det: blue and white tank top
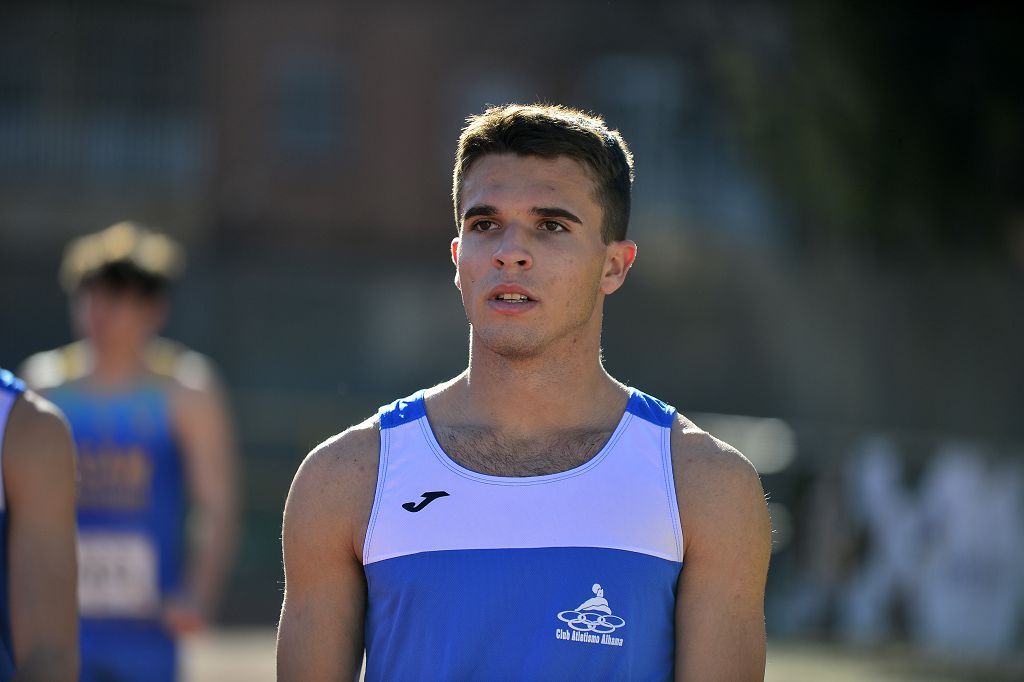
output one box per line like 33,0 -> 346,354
33,344 -> 186,631
0,369 -> 27,680
363,388 -> 684,681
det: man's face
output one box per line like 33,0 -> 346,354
73,282 -> 165,353
452,153 -> 635,359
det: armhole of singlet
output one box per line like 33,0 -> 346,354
661,412 -> 684,563
361,418 -> 390,566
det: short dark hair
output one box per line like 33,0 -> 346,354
60,221 -> 185,298
452,104 -> 634,243
79,261 -> 171,298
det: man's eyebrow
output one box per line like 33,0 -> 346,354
530,207 -> 583,224
461,205 -> 584,225
462,205 -> 498,221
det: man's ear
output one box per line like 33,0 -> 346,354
599,240 -> 637,295
451,237 -> 461,290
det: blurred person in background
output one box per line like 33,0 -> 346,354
0,369 -> 78,681
911,444 -> 1024,658
278,104 -> 771,680
20,223 -> 239,682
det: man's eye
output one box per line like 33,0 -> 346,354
472,220 -> 498,231
540,221 -> 566,232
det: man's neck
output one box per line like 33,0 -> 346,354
438,333 -> 628,438
84,340 -> 149,389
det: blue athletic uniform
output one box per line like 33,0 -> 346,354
33,343 -> 186,682
0,369 -> 27,681
363,388 -> 683,680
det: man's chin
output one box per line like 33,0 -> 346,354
473,329 -> 546,360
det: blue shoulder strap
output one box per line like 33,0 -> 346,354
625,388 -> 676,427
0,369 -> 26,396
379,391 -> 427,430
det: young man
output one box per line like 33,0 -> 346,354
278,104 -> 771,680
21,223 -> 239,682
0,369 -> 78,681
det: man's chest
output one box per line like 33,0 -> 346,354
432,425 -> 614,477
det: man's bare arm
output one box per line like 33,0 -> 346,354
277,418 -> 379,682
672,420 -> 772,681
169,362 -> 239,630
4,392 -> 78,681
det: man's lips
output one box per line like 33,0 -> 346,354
486,284 -> 537,303
485,284 -> 538,312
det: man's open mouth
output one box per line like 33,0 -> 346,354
494,293 -> 532,303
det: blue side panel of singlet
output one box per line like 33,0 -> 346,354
364,547 -> 680,682
45,384 -> 185,621
0,370 -> 26,681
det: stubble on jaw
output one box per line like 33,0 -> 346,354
465,271 -> 606,361
468,299 -> 604,364
469,323 -> 548,361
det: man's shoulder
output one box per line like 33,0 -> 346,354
3,389 -> 75,481
286,414 -> 381,556
668,412 -> 767,548
668,412 -> 759,483
291,415 -> 381,515
19,342 -> 89,390
296,380 -> 441,492
157,340 -> 237,428
146,338 -> 220,392
7,389 -> 69,436
303,414 -> 381,483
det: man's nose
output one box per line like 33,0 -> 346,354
492,225 -> 532,270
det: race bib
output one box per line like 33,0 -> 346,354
77,532 -> 160,618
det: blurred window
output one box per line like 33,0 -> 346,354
273,54 -> 346,163
437,71 -> 535,168
578,55 -> 778,242
0,3 -> 201,190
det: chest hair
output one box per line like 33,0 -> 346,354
433,425 -> 615,477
